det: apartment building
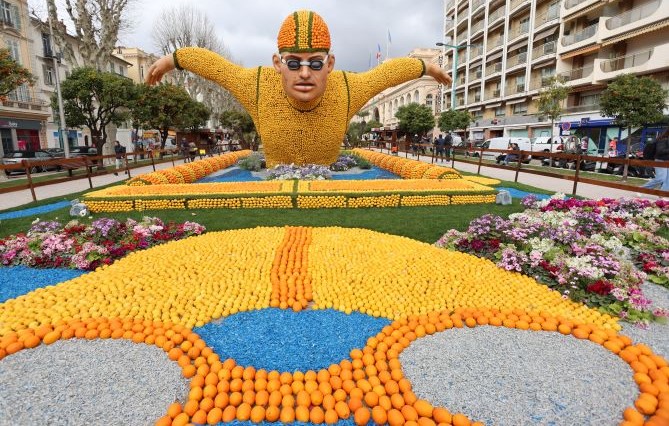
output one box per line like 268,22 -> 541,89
0,0 -> 50,155
358,48 -> 441,133
442,0 -> 669,150
113,46 -> 163,85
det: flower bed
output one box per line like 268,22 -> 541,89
83,179 -> 496,212
1,227 -> 667,426
436,195 -> 669,324
0,217 -> 205,270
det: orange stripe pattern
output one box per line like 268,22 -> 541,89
270,227 -> 313,311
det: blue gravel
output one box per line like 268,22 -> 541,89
331,168 -> 399,180
0,201 -> 71,220
496,187 -> 552,200
198,168 -> 263,183
194,308 -> 390,372
0,266 -> 86,303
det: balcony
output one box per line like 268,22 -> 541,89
510,0 -> 528,12
472,0 -> 485,13
446,0 -> 455,12
488,7 -> 505,25
457,32 -> 469,44
531,41 -> 557,61
534,9 -> 560,28
457,98 -> 465,106
558,64 -> 594,85
506,52 -> 528,69
563,102 -> 600,113
485,62 -> 503,76
486,89 -> 502,100
564,0 -> 599,11
530,76 -> 554,90
509,22 -> 530,41
471,19 -> 484,35
561,22 -> 598,47
593,46 -> 669,82
487,36 -> 504,51
470,45 -> 483,59
602,0 -> 668,41
506,83 -> 526,95
470,69 -> 483,80
1,97 -> 48,111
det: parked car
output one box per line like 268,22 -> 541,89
44,148 -> 65,158
468,137 -> 532,163
68,146 -> 98,157
599,142 -> 653,177
2,150 -> 61,175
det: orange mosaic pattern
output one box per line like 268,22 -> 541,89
277,10 -> 331,53
270,227 -> 313,312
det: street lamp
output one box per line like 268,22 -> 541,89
436,42 -> 474,110
47,13 -> 69,158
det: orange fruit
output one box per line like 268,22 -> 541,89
452,413 -> 472,426
430,407 -> 451,422
154,415 -> 171,426
413,400 -> 433,417
622,407 -> 645,424
280,406 -> 295,423
236,402 -> 252,421
354,407 -> 371,426
167,402 -> 182,418
372,406 -> 388,425
191,409 -> 207,424
183,399 -> 199,417
207,407 -> 223,424
387,408 -> 405,426
171,412 -> 189,426
266,405 -> 280,422
222,406 -> 236,422
401,405 -> 419,422
250,406 -> 266,423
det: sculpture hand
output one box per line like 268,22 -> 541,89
145,54 -> 176,85
425,63 -> 453,86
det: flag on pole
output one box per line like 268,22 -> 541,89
387,29 -> 392,44
376,43 -> 382,64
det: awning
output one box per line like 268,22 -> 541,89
602,18 -> 669,46
506,98 -> 527,105
563,0 -> 606,22
534,26 -> 559,42
487,51 -> 503,62
468,106 -> 483,111
486,102 -> 503,108
560,43 -> 601,60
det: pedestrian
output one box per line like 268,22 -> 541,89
444,132 -> 453,160
435,134 -> 446,162
188,141 -> 198,162
113,141 -> 126,176
180,137 -> 190,162
145,9 -> 452,167
504,142 -> 520,166
609,137 -> 618,157
639,129 -> 669,193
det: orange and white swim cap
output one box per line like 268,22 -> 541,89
277,10 -> 331,53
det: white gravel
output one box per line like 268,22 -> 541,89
621,282 -> 669,359
400,327 -> 638,426
0,339 -> 188,426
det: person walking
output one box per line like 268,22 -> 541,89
435,134 -> 446,162
639,130 -> 669,194
113,141 -> 126,176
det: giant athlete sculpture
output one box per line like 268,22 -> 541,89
146,10 -> 452,166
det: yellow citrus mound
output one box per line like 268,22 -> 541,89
0,227 -> 618,337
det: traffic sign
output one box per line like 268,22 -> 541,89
561,122 -> 571,131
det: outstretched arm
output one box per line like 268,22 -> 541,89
425,62 -> 452,86
145,54 -> 175,85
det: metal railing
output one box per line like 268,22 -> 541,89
530,76 -> 554,90
600,49 -> 653,72
562,23 -> 598,46
510,22 -> 530,39
563,102 -> 600,113
486,89 -> 501,99
485,62 -> 503,76
1,97 -> 47,110
471,69 -> 483,79
471,19 -> 484,33
472,0 -> 485,11
457,32 -> 469,44
507,52 -> 527,68
606,0 -> 660,29
559,64 -> 594,82
510,0 -> 526,11
470,45 -> 483,58
488,7 -> 505,23
487,37 -> 504,50
506,83 -> 526,94
532,41 -> 557,59
535,9 -> 560,27
565,0 -> 589,9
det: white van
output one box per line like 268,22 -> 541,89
530,136 -> 565,154
470,137 -> 531,161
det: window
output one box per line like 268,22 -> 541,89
426,94 -> 434,107
43,64 -> 55,85
495,106 -> 506,117
140,65 -> 144,80
119,65 -> 124,76
519,17 -> 530,33
5,38 -> 20,63
42,33 -> 52,57
512,103 -> 527,114
579,92 -> 600,106
9,83 -> 30,102
1,1 -> 12,26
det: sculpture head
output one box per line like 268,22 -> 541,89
273,10 -> 335,104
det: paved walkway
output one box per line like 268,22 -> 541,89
0,158 -> 188,211
0,151 -> 658,212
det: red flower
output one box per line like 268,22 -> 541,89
587,280 -> 613,295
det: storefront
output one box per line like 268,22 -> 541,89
0,117 -> 42,154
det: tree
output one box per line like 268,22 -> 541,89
151,4 -> 238,119
219,110 -> 256,149
438,109 -> 473,142
56,67 -> 137,153
600,73 -> 668,179
44,0 -> 132,69
395,103 -> 435,136
347,119 -> 382,147
0,48 -> 35,101
131,84 -> 210,147
537,76 -> 569,142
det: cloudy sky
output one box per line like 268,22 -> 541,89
33,0 -> 444,72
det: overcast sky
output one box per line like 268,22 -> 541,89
32,0 -> 444,72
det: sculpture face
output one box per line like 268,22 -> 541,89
272,52 -> 335,103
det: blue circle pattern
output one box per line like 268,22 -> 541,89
0,201 -> 71,220
194,308 -> 390,373
0,266 -> 87,303
196,167 -> 399,184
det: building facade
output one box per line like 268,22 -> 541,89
358,48 -> 441,135
441,0 -> 669,150
1,0 -> 50,155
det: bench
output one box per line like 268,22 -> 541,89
58,157 -> 95,176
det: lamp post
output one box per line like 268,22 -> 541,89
436,42 -> 474,110
47,13 -> 69,158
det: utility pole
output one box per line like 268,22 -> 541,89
47,13 -> 69,158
